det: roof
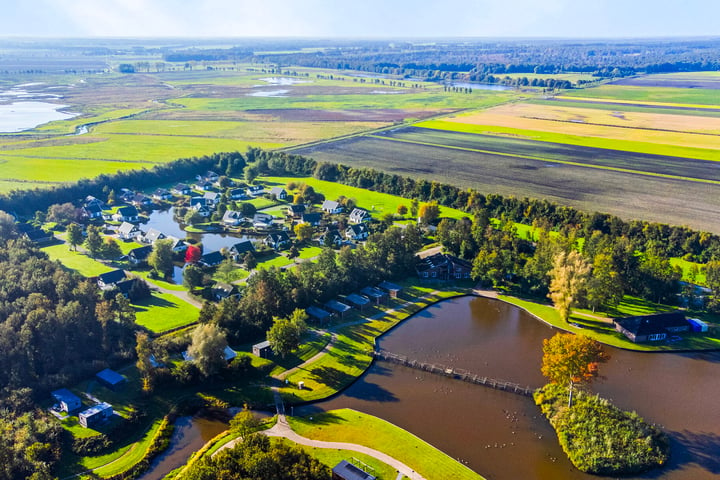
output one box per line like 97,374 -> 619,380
223,210 -> 243,222
349,208 -> 369,221
267,231 -> 290,242
270,186 -> 286,195
253,212 -> 274,223
224,346 -> 237,361
361,286 -> 385,299
51,388 -> 81,405
346,293 -> 370,306
254,340 -> 272,349
116,205 -> 139,216
117,222 -> 138,235
129,245 -> 153,260
307,305 -> 332,319
25,229 -> 52,241
378,280 -> 401,292
302,212 -> 322,224
174,183 -> 190,191
200,250 -> 224,265
332,460 -> 377,480
322,200 -> 341,210
96,368 -> 126,386
79,402 -> 112,418
416,253 -> 471,273
325,299 -> 352,313
98,269 -> 126,285
144,228 -> 165,243
288,204 -> 306,214
115,278 -> 138,296
614,312 -> 688,336
203,191 -> 220,200
347,223 -> 368,235
230,240 -> 255,254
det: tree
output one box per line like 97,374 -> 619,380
101,237 -> 122,260
410,198 -> 419,218
66,223 -> 83,251
541,333 -> 609,406
184,210 -> 204,226
183,264 -> 204,290
185,244 -> 202,264
294,222 -> 313,242
47,202 -> 79,225
188,323 -> 228,378
548,250 -> 591,323
266,309 -> 308,358
135,332 -> 155,393
229,404 -> 262,439
244,164 -> 259,184
148,238 -> 174,276
243,251 -> 257,270
418,201 -> 440,225
397,204 -> 408,216
216,258 -> 237,283
585,253 -> 623,312
84,225 -> 104,258
0,211 -> 17,240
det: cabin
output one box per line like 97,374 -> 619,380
319,229 -> 343,247
265,231 -> 291,250
97,269 -> 126,289
322,200 -> 343,214
142,228 -> 166,244
152,188 -> 172,201
131,193 -> 152,207
24,228 -> 54,244
173,184 -> 192,196
345,293 -> 371,312
332,460 -> 376,480
199,170 -> 220,182
269,186 -> 288,200
229,240 -> 255,260
82,203 -> 104,219
229,188 -> 248,200
614,312 -> 690,343
253,340 -> 273,358
287,204 -> 306,218
195,181 -> 214,191
378,281 -> 401,298
348,208 -> 370,224
79,402 -> 113,428
112,206 -> 139,223
253,213 -> 274,229
51,388 -> 82,413
307,305 -> 334,324
203,191 -> 220,206
117,221 -> 142,241
415,253 -> 472,280
222,210 -> 244,226
200,251 -> 224,267
212,282 -> 238,301
168,236 -> 187,253
96,368 -> 126,391
115,278 -> 141,298
246,185 -> 264,197
325,299 -> 352,318
361,286 -> 387,305
345,223 -> 369,241
301,212 -> 322,226
128,245 -> 153,265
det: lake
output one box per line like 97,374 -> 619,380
0,100 -> 77,132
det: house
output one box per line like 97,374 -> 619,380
195,180 -> 214,191
287,204 -> 306,218
415,253 -> 472,280
142,228 -> 166,244
212,282 -> 238,301
322,200 -> 343,214
361,286 -> 387,305
324,299 -> 352,318
229,188 -> 248,200
172,183 -> 192,196
378,281 -> 401,298
198,170 -> 220,182
246,185 -> 264,197
115,278 -> 141,298
168,236 -> 187,253
51,388 -> 82,413
345,223 -> 369,241
265,231 -> 291,250
195,205 -> 213,218
152,188 -> 172,201
269,186 -> 288,200
253,340 -> 273,358
614,312 -> 690,343
189,197 -> 208,209
128,245 -> 153,265
332,460 -> 376,480
203,191 -> 220,206
131,193 -> 152,207
96,368 -> 126,391
319,229 -> 343,248
307,305 -> 333,323
112,206 -> 139,223
117,221 -> 142,241
118,189 -> 135,203
345,293 -> 371,312
222,210 -> 244,226
97,269 -> 126,289
82,203 -> 104,220
24,228 -> 54,244
348,208 -> 370,224
200,251 -> 224,267
301,212 -> 322,226
79,402 -> 113,429
229,240 -> 255,260
252,213 -> 275,229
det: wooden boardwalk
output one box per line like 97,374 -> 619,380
374,350 -> 536,397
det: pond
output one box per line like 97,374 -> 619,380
448,81 -> 513,91
304,296 -> 720,480
0,100 -> 77,132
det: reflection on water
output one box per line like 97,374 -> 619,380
0,101 -> 77,132
307,296 -> 720,480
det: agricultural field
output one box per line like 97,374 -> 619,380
609,71 -> 720,89
559,84 -> 720,107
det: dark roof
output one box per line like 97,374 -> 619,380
332,460 -> 376,480
416,253 -> 471,274
230,240 -> 255,255
116,205 -> 139,216
267,231 -> 290,243
346,293 -> 370,306
200,251 -> 224,266
361,286 -> 385,299
25,228 -> 52,241
307,305 -> 332,320
288,204 -> 306,214
51,388 -> 81,406
615,312 -> 688,336
96,368 -> 126,386
325,299 -> 352,313
174,183 -> 190,191
98,269 -> 126,285
129,245 -> 153,259
115,278 -> 138,296
347,223 -> 368,235
302,212 -> 322,224
378,280 -> 401,292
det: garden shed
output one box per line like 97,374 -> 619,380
96,368 -> 126,391
361,286 -> 387,305
345,293 -> 371,312
378,281 -> 401,298
307,305 -> 333,323
253,340 -> 272,358
325,299 -> 352,318
51,388 -> 82,413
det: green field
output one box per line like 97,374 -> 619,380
42,243 -> 115,276
133,291 -> 199,333
561,84 -> 720,106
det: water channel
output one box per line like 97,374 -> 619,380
302,296 -> 720,480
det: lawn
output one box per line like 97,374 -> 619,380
560,84 -> 720,106
289,409 -> 483,480
255,253 -> 294,270
42,243 -> 115,276
133,291 -> 199,333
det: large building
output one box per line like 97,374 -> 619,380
415,253 -> 472,280
614,312 -> 690,342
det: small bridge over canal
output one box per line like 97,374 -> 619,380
373,350 -> 536,397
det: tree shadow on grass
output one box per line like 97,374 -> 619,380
132,294 -> 178,312
310,366 -> 356,391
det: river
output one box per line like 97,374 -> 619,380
302,296 -> 720,480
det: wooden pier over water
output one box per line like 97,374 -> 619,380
373,350 -> 536,397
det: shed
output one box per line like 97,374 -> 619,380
79,402 -> 113,428
378,281 -> 401,298
345,293 -> 371,311
332,460 -> 376,480
325,299 -> 352,318
253,340 -> 272,358
688,318 -> 709,333
307,305 -> 334,323
361,286 -> 387,305
51,388 -> 82,413
224,346 -> 238,362
95,368 -> 126,391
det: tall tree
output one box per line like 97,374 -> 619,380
548,250 -> 591,323
66,223 -> 83,251
148,238 -> 174,276
294,222 -> 313,242
84,225 -> 104,258
0,211 -> 17,240
266,309 -> 308,358
188,323 -> 228,378
418,201 -> 441,225
135,332 -> 155,393
585,252 -> 623,312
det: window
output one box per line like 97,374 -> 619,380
648,333 -> 666,341
455,272 -> 462,279
423,272 -> 428,278
431,271 -> 437,278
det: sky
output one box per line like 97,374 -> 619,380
2,0 -> 719,39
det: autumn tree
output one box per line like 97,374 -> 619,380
548,250 -> 591,322
188,323 -> 228,378
397,204 -> 408,216
541,333 -> 609,406
185,244 -> 202,264
294,222 -> 313,242
418,201 -> 441,225
135,332 -> 155,393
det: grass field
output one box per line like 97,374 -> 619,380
133,291 -> 199,333
529,97 -> 720,119
560,84 -> 720,106
289,409 -> 483,480
42,242 -> 115,276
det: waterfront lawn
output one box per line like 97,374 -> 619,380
269,330 -> 332,377
289,409 -> 483,480
133,292 -> 199,333
42,243 -> 115,277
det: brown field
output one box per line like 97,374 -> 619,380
611,72 -> 720,89
443,103 -> 720,150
